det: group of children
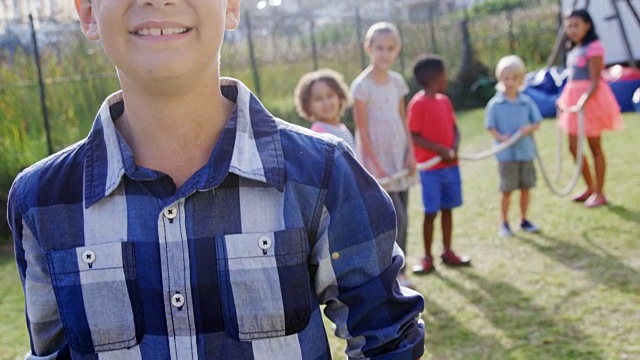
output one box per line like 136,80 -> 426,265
7,2 -> 622,357
293,23 -> 472,285
294,10 -> 622,280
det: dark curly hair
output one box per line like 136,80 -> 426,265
412,54 -> 446,88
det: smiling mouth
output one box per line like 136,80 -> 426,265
135,27 -> 190,36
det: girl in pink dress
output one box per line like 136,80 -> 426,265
557,9 -> 623,208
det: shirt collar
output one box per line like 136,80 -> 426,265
495,91 -> 525,104
83,78 -> 285,208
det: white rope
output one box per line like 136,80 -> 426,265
376,109 -> 586,198
534,109 -> 585,197
377,129 -> 524,186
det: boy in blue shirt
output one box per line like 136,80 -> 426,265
485,55 -> 543,237
6,1 -> 424,359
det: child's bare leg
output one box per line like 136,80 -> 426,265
519,188 -> 529,221
441,209 -> 452,253
587,136 -> 606,197
501,191 -> 511,224
422,213 -> 437,258
569,134 -> 594,194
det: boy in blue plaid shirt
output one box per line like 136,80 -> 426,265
6,0 -> 424,359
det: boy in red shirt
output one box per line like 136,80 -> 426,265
408,54 -> 471,274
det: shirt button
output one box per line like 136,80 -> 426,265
82,250 -> 96,265
163,206 -> 177,220
258,236 -> 272,252
171,293 -> 185,308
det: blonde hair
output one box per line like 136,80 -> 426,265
293,68 -> 351,121
364,21 -> 402,47
495,55 -> 526,91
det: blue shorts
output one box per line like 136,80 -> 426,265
420,166 -> 463,214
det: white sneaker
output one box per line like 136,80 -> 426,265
499,223 -> 513,237
520,219 -> 540,233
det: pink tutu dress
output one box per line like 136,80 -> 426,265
557,40 -> 623,137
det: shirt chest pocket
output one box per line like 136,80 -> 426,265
215,228 -> 312,341
46,242 -> 144,354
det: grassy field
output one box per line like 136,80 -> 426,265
1,111 -> 638,359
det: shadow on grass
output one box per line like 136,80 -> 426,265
606,202 -> 640,225
519,233 -> 640,295
441,271 -> 605,359
421,290 -> 508,359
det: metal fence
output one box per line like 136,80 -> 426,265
0,2 -> 560,157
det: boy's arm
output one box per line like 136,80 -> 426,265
485,102 -> 511,141
487,127 -> 510,142
313,142 -> 425,360
520,122 -> 540,136
411,132 -> 456,162
454,124 -> 460,153
525,97 -> 543,135
7,181 -> 69,359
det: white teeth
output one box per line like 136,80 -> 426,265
162,28 -> 187,35
136,27 -> 188,36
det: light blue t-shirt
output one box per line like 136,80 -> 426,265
485,92 -> 543,162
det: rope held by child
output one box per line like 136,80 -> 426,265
378,109 -> 586,199
534,108 -> 585,197
377,129 -> 525,186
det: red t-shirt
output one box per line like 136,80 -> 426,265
407,92 -> 458,170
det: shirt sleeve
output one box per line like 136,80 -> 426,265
407,97 -> 424,134
312,141 -> 425,360
444,95 -> 457,124
351,76 -> 369,103
7,174 -> 70,359
586,40 -> 605,59
525,96 -> 543,124
485,99 -> 497,130
395,73 -> 410,97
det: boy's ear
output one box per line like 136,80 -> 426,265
75,0 -> 100,41
225,0 -> 241,30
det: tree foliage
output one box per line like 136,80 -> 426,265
470,0 -> 527,16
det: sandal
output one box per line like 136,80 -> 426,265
441,250 -> 471,267
572,190 -> 593,202
585,194 -> 607,208
412,257 -> 435,275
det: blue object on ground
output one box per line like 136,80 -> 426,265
523,67 -> 567,118
611,80 -> 640,112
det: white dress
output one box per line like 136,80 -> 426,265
351,68 -> 414,192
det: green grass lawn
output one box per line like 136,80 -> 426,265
1,111 -> 638,359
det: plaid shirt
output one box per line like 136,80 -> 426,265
8,79 -> 424,360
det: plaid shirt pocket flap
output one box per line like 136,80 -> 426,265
215,228 -> 312,341
46,241 -> 144,354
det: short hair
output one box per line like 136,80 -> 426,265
412,54 -> 446,88
494,55 -> 526,91
364,22 -> 402,47
293,68 -> 351,121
